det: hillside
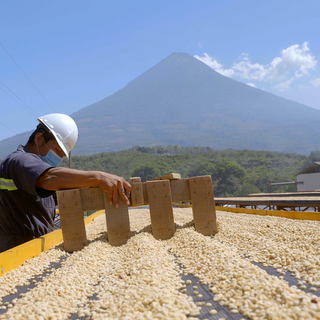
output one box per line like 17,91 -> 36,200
1,52 -> 320,158
61,146 -> 310,197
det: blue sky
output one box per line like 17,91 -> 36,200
1,0 -> 319,142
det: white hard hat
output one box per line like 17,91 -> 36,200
37,113 -> 78,158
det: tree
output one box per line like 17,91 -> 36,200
212,160 -> 247,196
131,164 -> 160,181
309,151 -> 320,163
187,162 -> 216,177
187,160 -> 247,196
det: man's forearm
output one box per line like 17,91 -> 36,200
36,167 -> 102,191
36,167 -> 131,208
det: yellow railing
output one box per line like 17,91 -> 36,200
217,206 -> 320,220
0,210 -> 104,277
2,205 -> 320,277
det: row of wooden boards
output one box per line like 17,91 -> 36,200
57,175 -> 217,252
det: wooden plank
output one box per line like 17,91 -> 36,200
130,182 -> 144,206
146,180 -> 175,240
248,191 -> 320,197
80,187 -> 104,211
57,189 -> 88,252
142,182 -> 149,205
104,194 -> 131,246
189,176 -> 217,236
170,179 -> 191,202
70,179 -> 190,209
129,177 -> 144,206
134,179 -> 191,205
149,173 -> 181,181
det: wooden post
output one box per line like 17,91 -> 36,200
189,176 -> 217,236
146,180 -> 175,240
57,189 -> 87,252
129,177 -> 144,206
170,179 -> 191,202
104,194 -> 131,246
142,182 -> 149,205
149,173 -> 181,181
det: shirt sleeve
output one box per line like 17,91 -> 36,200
7,152 -> 54,197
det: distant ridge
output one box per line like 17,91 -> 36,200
1,52 -> 320,158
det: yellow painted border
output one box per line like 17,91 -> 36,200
2,206 -> 319,277
0,210 -> 105,277
217,206 -> 320,221
173,202 -> 320,221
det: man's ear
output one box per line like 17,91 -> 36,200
34,132 -> 44,146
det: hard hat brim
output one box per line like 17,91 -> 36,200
37,117 -> 69,159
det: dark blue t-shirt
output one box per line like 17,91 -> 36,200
0,145 -> 55,252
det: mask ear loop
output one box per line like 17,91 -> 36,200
37,134 -> 49,156
36,135 -> 42,155
44,142 -> 50,152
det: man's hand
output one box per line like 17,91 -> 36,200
37,167 -> 131,209
98,173 -> 131,208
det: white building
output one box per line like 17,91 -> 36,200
296,162 -> 320,192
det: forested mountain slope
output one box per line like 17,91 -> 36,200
62,146 -> 312,196
1,53 -> 320,158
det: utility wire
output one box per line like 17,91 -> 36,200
0,121 -> 17,135
0,81 -> 38,117
0,87 -> 19,136
0,42 -> 56,112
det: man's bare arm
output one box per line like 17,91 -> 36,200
36,167 -> 131,208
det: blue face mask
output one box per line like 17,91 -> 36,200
38,143 -> 63,167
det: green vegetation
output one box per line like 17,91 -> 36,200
62,145 -> 314,197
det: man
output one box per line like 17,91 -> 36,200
0,113 -> 131,253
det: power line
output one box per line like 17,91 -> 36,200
0,42 -> 56,112
0,81 -> 36,137
0,81 -> 38,117
0,122 -> 17,135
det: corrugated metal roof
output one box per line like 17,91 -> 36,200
296,162 -> 320,176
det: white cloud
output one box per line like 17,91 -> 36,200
275,77 -> 295,91
232,54 -> 267,81
311,78 -> 320,87
246,83 -> 256,88
194,42 -> 317,91
268,42 -> 316,80
194,53 -> 234,77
